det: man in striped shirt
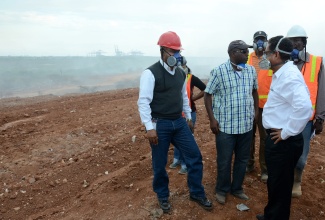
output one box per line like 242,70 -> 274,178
204,40 -> 259,205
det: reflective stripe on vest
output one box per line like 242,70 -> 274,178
302,54 -> 322,119
247,53 -> 273,108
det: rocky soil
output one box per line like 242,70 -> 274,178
0,88 -> 324,220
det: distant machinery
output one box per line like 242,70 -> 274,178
115,45 -> 143,56
114,45 -> 125,56
88,47 -> 144,57
88,50 -> 106,57
129,50 -> 144,56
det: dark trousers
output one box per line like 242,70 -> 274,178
264,130 -> 303,220
215,130 -> 253,195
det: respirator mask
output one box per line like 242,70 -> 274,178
290,48 -> 306,62
253,40 -> 267,52
231,61 -> 246,71
259,54 -> 271,70
164,50 -> 186,67
259,37 -> 292,70
179,65 -> 189,74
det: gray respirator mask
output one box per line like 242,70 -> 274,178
259,55 -> 272,70
164,50 -> 186,67
259,38 -> 292,70
179,66 -> 189,74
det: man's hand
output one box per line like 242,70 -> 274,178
187,120 -> 194,133
210,119 -> 220,135
314,119 -> 324,134
270,128 -> 283,144
146,129 -> 158,145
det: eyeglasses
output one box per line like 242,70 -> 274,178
264,50 -> 274,57
235,49 -> 248,54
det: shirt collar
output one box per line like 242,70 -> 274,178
227,59 -> 246,73
274,60 -> 293,78
227,59 -> 235,71
159,58 -> 176,74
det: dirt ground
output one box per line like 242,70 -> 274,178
0,87 -> 324,220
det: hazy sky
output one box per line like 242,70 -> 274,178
0,0 -> 324,58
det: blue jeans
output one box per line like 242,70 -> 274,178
173,112 -> 197,169
215,130 -> 253,196
295,120 -> 313,172
151,117 -> 205,199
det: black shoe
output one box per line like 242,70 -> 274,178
190,195 -> 213,210
246,165 -> 254,173
256,214 -> 265,220
158,199 -> 171,213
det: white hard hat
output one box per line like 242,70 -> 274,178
286,25 -> 308,38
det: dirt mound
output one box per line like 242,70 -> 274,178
0,88 -> 324,220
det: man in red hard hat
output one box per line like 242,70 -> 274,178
137,31 -> 212,213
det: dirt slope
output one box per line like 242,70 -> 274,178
0,88 -> 324,220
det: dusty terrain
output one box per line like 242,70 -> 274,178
0,87 -> 324,220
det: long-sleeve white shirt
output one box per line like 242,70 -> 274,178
137,59 -> 191,131
262,61 -> 313,140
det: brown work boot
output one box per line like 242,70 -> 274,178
292,182 -> 302,198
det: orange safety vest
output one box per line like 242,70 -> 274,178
186,74 -> 193,108
182,73 -> 193,117
301,54 -> 322,120
247,53 -> 273,108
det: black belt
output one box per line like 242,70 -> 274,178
265,129 -> 272,134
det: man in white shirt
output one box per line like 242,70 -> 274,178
137,31 -> 212,213
256,36 -> 312,220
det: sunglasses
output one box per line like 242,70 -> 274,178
235,49 -> 248,54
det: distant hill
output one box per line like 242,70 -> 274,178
0,56 -> 224,98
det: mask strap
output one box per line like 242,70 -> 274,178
275,38 -> 291,55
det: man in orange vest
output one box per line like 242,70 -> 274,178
246,31 -> 272,183
169,59 -> 206,174
286,25 -> 325,198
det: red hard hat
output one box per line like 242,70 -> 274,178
157,31 -> 183,50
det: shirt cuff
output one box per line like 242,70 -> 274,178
144,121 -> 154,131
281,130 -> 289,140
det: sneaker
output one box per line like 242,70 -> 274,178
215,193 -> 226,205
178,167 -> 187,175
158,199 -> 171,213
261,173 -> 268,183
246,165 -> 254,173
169,162 -> 180,169
189,195 -> 213,211
232,192 -> 249,200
